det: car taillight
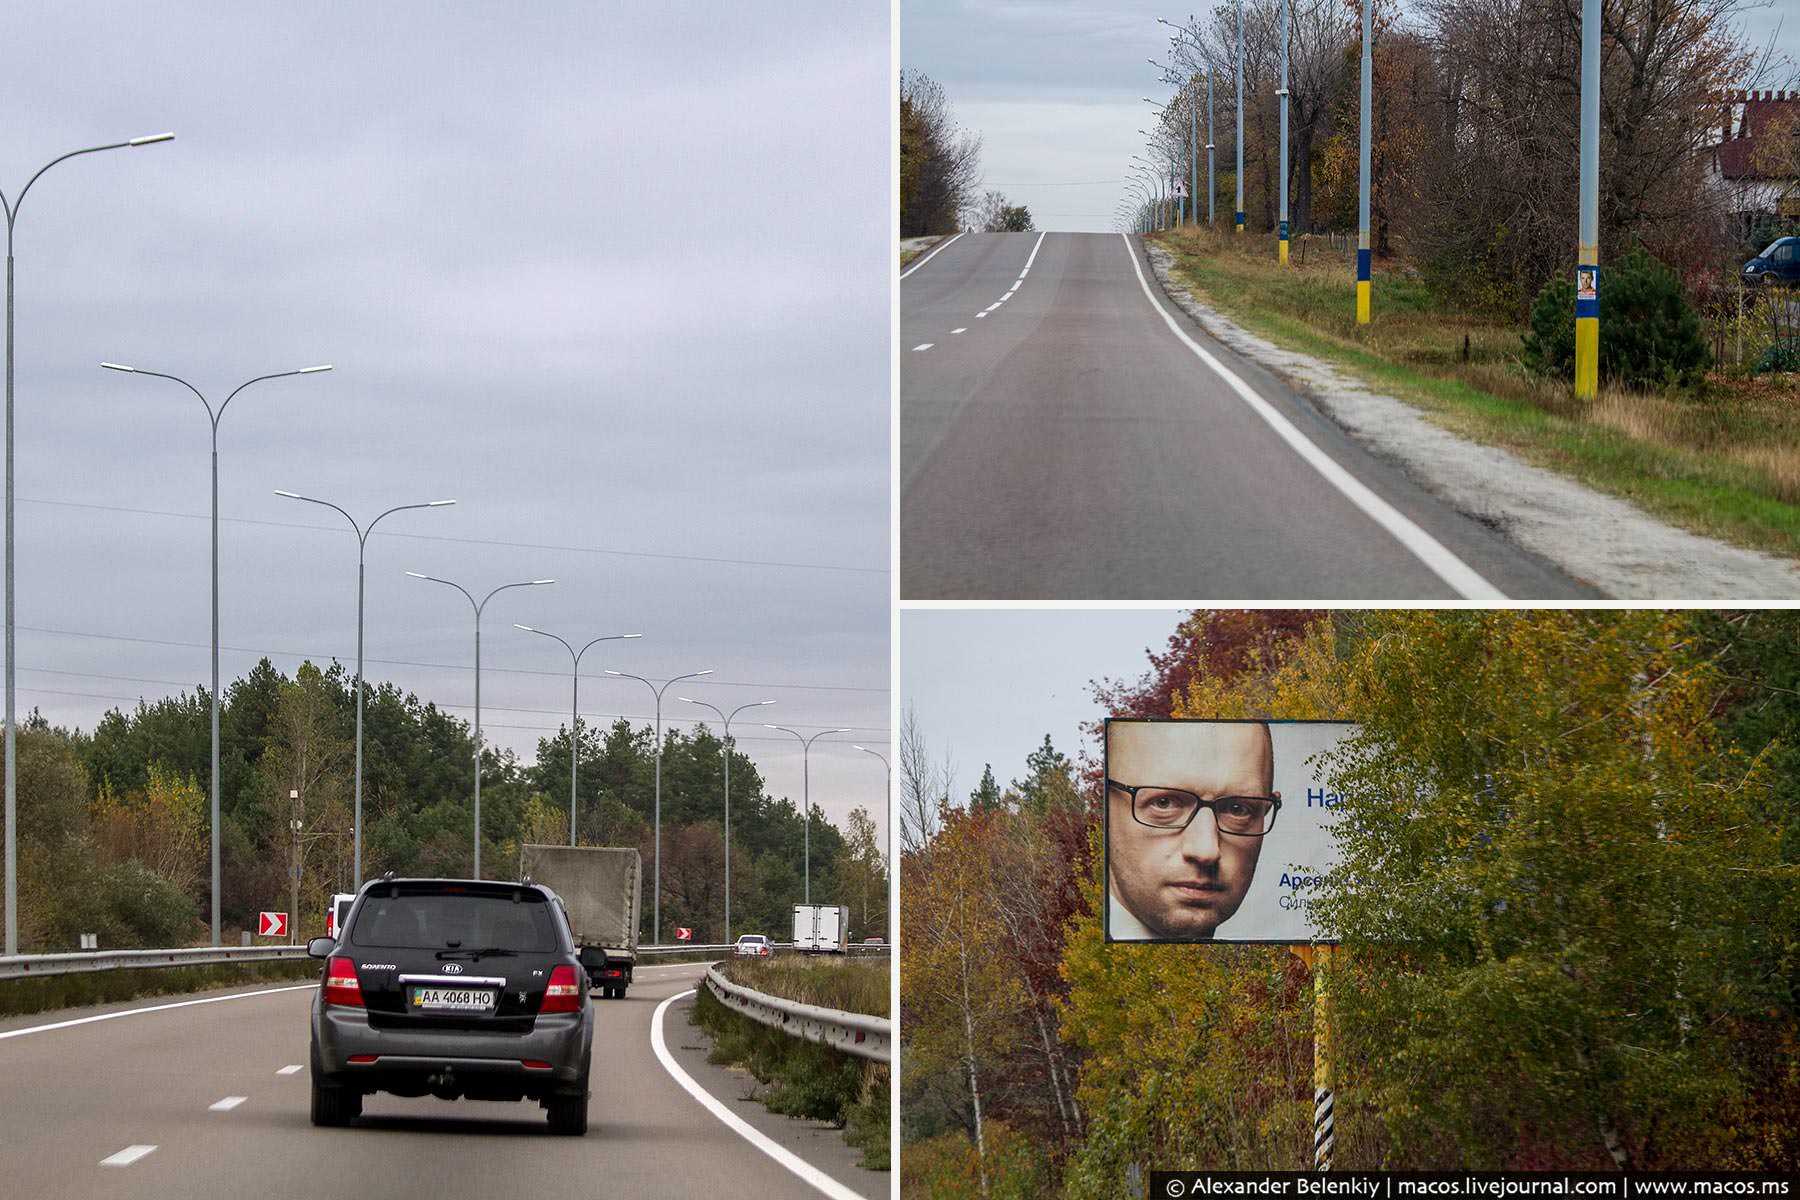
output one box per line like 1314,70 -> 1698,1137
540,964 -> 582,1014
323,956 -> 363,1007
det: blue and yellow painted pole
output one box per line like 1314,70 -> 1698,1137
1278,0 -> 1290,264
1574,0 -> 1600,398
1356,0 -> 1372,324
1234,0 -> 1245,234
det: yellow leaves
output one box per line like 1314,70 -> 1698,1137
89,763 -> 206,893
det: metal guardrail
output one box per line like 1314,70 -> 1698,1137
0,945 -> 309,981
0,940 -> 891,980
702,963 -> 891,1064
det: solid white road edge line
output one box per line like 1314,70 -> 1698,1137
209,1096 -> 247,1111
651,988 -> 864,1200
0,984 -> 314,1043
899,231 -> 964,280
1018,230 -> 1047,277
100,1145 -> 157,1167
1118,233 -> 1507,602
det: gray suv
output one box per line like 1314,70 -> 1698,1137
307,878 -> 594,1134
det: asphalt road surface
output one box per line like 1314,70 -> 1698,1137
901,231 -> 1591,600
0,961 -> 885,1200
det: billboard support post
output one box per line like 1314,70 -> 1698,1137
1291,943 -> 1336,1171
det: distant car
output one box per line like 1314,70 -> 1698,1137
325,892 -> 356,941
733,934 -> 772,957
1743,236 -> 1800,288
862,937 -> 885,946
307,878 -> 594,1134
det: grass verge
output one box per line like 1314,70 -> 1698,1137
689,957 -> 890,1171
1151,225 -> 1800,559
0,959 -> 320,1019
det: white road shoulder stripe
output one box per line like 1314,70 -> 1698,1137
0,984 -> 314,1043
899,231 -> 964,280
651,988 -> 862,1200
100,1145 -> 156,1167
1118,233 -> 1506,602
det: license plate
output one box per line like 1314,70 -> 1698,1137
410,986 -> 498,1012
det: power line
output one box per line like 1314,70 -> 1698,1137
17,624 -> 887,695
20,496 -> 886,577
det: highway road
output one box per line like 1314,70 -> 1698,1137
0,961 -> 885,1200
901,231 -> 1591,600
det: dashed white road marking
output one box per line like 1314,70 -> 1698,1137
951,327 -> 967,334
277,1064 -> 303,1075
209,1096 -> 248,1111
100,1145 -> 156,1167
651,989 -> 861,1200
975,312 -> 987,318
912,343 -> 934,352
1117,232 -> 1505,601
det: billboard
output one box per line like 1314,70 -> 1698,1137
1103,718 -> 1356,945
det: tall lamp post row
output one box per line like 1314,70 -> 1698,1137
3,132 -> 173,956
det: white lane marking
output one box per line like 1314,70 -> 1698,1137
209,1096 -> 247,1111
1018,230 -> 1047,277
651,989 -> 862,1200
1118,233 -> 1506,602
899,231 -> 964,280
277,1064 -> 303,1075
951,327 -> 967,334
983,303 -> 1001,312
0,984 -> 314,1044
1008,282 -> 1021,292
100,1145 -> 156,1167
912,343 -> 934,352
975,312 -> 987,318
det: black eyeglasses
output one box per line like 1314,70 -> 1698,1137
1107,780 -> 1280,836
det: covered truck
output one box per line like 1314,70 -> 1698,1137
792,902 -> 849,954
521,844 -> 642,998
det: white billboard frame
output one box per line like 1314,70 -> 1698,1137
1102,717 -> 1353,946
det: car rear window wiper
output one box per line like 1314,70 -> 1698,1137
435,946 -> 522,959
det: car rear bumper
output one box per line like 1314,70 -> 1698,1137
312,1000 -> 592,1097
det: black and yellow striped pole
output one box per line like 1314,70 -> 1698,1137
1293,942 -> 1337,1171
1574,0 -> 1600,398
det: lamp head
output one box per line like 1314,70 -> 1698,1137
99,362 -> 135,373
129,132 -> 175,146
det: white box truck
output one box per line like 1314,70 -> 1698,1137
792,903 -> 850,953
521,844 -> 642,998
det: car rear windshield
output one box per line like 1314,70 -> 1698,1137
348,887 -> 559,952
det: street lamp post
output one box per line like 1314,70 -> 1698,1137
681,696 -> 774,944
606,668 -> 712,944
406,572 -> 553,878
1575,0 -> 1600,398
515,625 -> 640,846
102,359 -> 331,946
851,743 -> 891,945
2,130 -> 173,955
1358,0 -> 1373,324
275,491 -> 455,887
764,725 -> 851,906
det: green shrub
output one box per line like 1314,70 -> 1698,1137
1755,337 -> 1800,376
1522,247 -> 1711,389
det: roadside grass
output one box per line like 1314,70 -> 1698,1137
688,955 -> 890,1169
0,959 -> 319,1019
1152,224 -> 1800,559
900,235 -> 943,270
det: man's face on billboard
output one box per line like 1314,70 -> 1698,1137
1107,722 -> 1276,940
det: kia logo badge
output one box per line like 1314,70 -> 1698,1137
443,962 -> 462,973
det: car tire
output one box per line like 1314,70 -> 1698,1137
310,1078 -> 362,1127
546,1089 -> 589,1136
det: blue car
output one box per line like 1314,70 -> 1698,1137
1743,236 -> 1800,287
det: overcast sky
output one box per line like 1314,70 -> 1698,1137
904,0 -> 1800,233
1,4 -> 891,849
901,608 -> 1188,805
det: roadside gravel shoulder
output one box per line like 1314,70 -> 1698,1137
1145,242 -> 1800,600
